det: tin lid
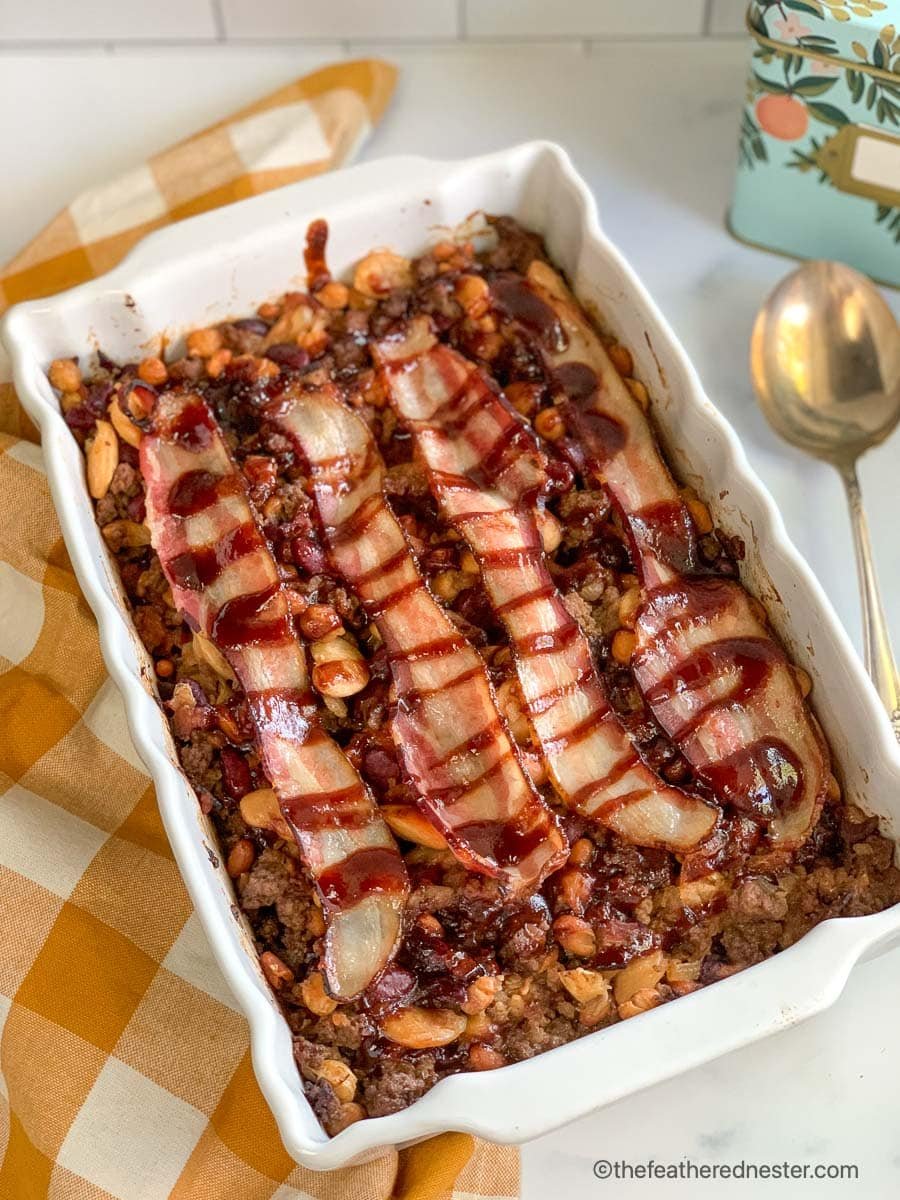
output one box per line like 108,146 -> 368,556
749,1 -> 900,72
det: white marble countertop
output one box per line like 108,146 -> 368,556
4,38 -> 899,1199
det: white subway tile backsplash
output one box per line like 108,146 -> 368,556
464,0 -> 706,39
0,0 -> 217,40
220,0 -> 458,41
709,0 -> 749,36
0,0 -> 754,47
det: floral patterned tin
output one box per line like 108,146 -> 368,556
730,0 -> 900,284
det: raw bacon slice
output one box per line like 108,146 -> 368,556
140,390 -> 408,999
265,381 -> 568,894
494,263 -> 829,847
374,323 -> 717,853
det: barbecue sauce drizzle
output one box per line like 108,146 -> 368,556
492,277 -> 711,583
140,390 -> 408,997
375,325 -> 718,853
493,270 -> 830,847
265,382 -> 568,893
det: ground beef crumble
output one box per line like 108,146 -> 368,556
54,218 -> 900,1136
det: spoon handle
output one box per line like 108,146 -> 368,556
840,464 -> 900,741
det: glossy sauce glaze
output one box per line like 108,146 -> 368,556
494,264 -> 830,849
304,217 -> 331,290
494,274 -> 715,586
67,217 -> 900,1136
264,380 -> 568,893
375,321 -> 717,853
140,389 -> 408,998
633,577 -> 828,846
167,521 -> 261,591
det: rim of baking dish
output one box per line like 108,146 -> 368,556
4,141 -> 900,1170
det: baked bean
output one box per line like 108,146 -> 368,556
227,838 -> 255,878
300,971 -> 338,1016
611,629 -> 637,664
299,604 -> 343,641
686,497 -> 713,535
382,805 -> 448,849
138,356 -> 168,387
382,1007 -> 466,1049
625,378 -> 649,410
312,658 -> 370,698
312,1059 -> 357,1102
534,406 -> 566,441
468,1044 -> 506,1071
607,343 -> 633,377
186,327 -> 223,358
260,951 -> 294,990
317,281 -> 350,310
552,915 -> 596,958
48,357 -> 82,392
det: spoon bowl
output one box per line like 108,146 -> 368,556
750,260 -> 900,467
750,259 -> 900,738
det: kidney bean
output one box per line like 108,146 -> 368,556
291,536 -> 330,575
596,534 -> 632,571
362,745 -> 400,791
85,381 -> 114,415
415,974 -> 470,1009
364,963 -> 417,1014
64,405 -> 97,432
233,317 -> 270,336
220,746 -> 252,799
543,457 -> 575,496
499,893 -> 551,964
168,357 -> 205,382
404,921 -> 481,982
266,343 -> 311,370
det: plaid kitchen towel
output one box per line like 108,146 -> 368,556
0,60 -> 520,1200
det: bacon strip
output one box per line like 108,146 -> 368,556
494,264 -> 829,847
265,381 -> 568,894
374,323 -> 717,853
493,262 -> 708,593
632,578 -> 829,847
140,390 -> 408,999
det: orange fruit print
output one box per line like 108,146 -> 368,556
755,94 -> 809,141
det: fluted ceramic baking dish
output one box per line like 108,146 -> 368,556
3,142 -> 900,1171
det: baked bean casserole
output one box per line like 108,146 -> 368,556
49,218 -> 900,1134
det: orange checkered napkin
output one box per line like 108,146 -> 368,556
0,60 -> 520,1200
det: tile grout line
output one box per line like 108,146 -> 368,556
457,0 -> 467,40
210,0 -> 226,42
703,0 -> 715,37
0,33 -> 749,51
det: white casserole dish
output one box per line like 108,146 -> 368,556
3,141 -> 900,1170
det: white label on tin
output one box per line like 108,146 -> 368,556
850,132 -> 900,191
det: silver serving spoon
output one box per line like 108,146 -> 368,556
750,260 -> 900,741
